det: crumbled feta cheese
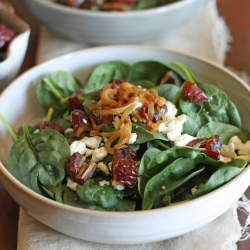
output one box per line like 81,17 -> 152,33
70,140 -> 86,155
85,149 -> 94,157
81,136 -> 102,149
113,184 -> 125,190
235,155 -> 250,162
157,114 -> 186,142
66,177 -> 78,191
99,180 -> 110,186
220,136 -> 250,163
219,155 -> 232,163
164,101 -> 178,118
97,162 -> 110,175
91,147 -> 108,162
128,133 -> 137,144
174,134 -> 196,147
220,144 -> 237,158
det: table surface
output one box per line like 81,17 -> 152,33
1,0 -> 250,249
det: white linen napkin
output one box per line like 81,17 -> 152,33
17,0 -> 246,249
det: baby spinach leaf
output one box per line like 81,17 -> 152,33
170,61 -> 241,135
113,198 -> 137,211
83,61 -> 132,94
192,158 -> 247,198
8,128 -> 70,194
156,84 -> 180,102
146,147 -> 203,178
138,148 -> 162,198
142,157 -> 204,210
197,121 -> 248,144
36,71 -> 81,115
132,122 -> 168,144
57,185 -> 106,210
179,82 -> 241,135
76,182 -> 124,209
133,0 -> 159,9
131,60 -> 170,84
132,79 -> 155,89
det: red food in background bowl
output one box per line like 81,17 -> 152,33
0,1 -> 30,92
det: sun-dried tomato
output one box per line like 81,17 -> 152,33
71,109 -> 92,138
158,70 -> 182,86
40,121 -> 64,134
65,152 -> 97,184
0,24 -> 16,52
89,111 -> 114,125
112,146 -> 138,188
65,0 -> 81,7
182,81 -> 208,103
106,0 -> 138,4
187,135 -> 221,160
68,90 -> 85,111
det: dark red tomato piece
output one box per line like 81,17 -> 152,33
40,121 -> 64,134
89,111 -> 114,125
182,81 -> 208,103
65,152 -> 97,184
106,0 -> 138,5
68,90 -> 85,111
71,109 -> 92,138
80,0 -> 102,10
0,25 -> 16,52
65,0 -> 82,7
187,135 -> 221,160
112,146 -> 138,188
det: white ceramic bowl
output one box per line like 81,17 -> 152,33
23,0 -> 208,45
1,46 -> 250,244
0,1 -> 30,92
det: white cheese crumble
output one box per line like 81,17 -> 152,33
174,134 -> 196,147
91,147 -> 108,162
158,114 -> 186,142
70,140 -> 87,155
220,136 -> 250,163
81,136 -> 102,149
97,162 -> 110,175
164,101 -> 178,118
66,177 -> 78,191
113,184 -> 125,190
128,132 -> 137,144
99,180 -> 110,186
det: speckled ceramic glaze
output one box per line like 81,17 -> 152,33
1,46 -> 250,244
0,1 -> 30,92
23,0 -> 208,45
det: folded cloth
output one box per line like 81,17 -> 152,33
17,205 -> 241,250
17,0 -> 243,249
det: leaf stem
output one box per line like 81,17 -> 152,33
154,139 -> 170,150
44,78 -> 69,104
0,113 -> 19,141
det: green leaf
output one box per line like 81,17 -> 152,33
8,129 -> 70,194
83,61 -> 132,94
192,159 -> 247,198
197,121 -> 248,144
132,122 -> 168,144
142,157 -> 204,210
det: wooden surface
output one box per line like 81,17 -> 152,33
1,0 -> 250,249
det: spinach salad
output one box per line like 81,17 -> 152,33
55,0 -> 180,12
1,60 -> 250,212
